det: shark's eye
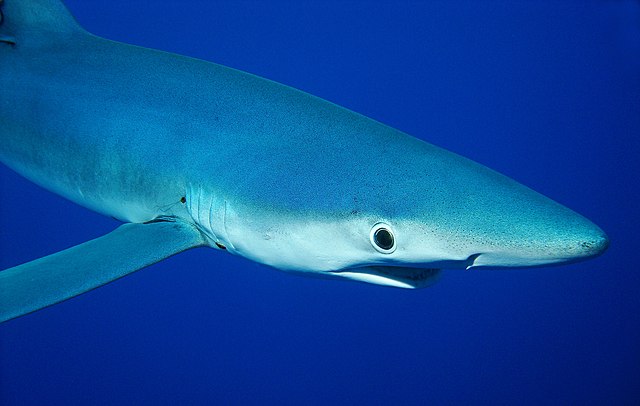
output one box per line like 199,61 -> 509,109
370,223 -> 396,253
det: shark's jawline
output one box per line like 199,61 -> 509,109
331,267 -> 442,289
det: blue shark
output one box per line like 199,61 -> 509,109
0,0 -> 608,322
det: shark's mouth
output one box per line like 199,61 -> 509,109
330,266 -> 441,289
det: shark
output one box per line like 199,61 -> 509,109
0,0 -> 609,323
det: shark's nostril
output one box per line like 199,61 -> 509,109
580,233 -> 609,257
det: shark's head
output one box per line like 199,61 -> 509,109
181,91 -> 608,289
206,123 -> 608,289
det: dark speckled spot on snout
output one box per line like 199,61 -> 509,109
581,234 -> 610,255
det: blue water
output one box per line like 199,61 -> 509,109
1,1 -> 639,404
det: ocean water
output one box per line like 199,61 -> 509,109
1,1 -> 639,404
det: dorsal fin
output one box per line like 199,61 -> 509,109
0,0 -> 84,46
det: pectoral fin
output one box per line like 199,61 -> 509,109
0,220 -> 205,323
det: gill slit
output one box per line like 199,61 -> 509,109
195,186 -> 202,228
208,194 -> 215,243
223,199 -> 236,250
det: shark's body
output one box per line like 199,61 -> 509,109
0,1 -> 608,322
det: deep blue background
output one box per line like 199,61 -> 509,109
1,1 -> 639,404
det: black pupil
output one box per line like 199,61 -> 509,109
374,228 -> 394,250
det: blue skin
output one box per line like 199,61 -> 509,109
0,1 -> 608,320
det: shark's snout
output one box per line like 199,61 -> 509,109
558,219 -> 610,262
575,228 -> 610,258
465,210 -> 609,269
